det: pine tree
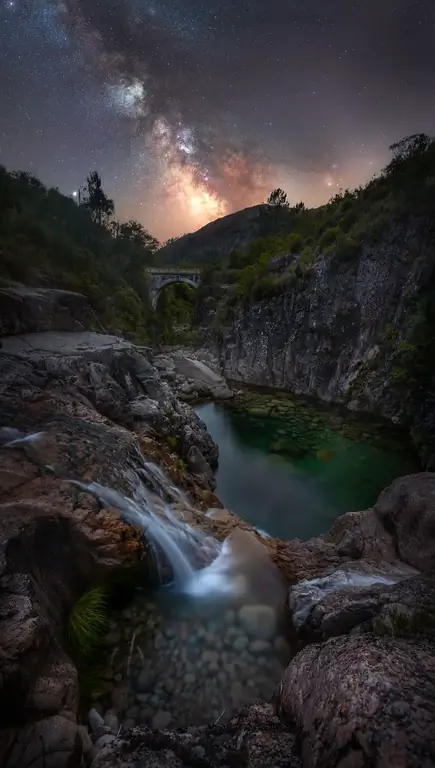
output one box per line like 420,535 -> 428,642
267,188 -> 290,208
83,171 -> 114,226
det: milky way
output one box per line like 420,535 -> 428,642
1,0 -> 435,239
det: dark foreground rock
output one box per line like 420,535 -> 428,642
90,703 -> 301,768
275,634 -> 435,768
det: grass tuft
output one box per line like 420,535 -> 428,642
67,586 -> 109,658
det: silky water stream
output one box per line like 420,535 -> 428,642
77,463 -> 290,731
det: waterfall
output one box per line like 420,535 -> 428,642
72,467 -> 223,592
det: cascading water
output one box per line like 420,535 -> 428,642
73,475 -> 222,591
2,426 -> 291,729
67,460 -> 292,729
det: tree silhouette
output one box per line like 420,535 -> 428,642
118,220 -> 160,252
267,188 -> 290,208
83,171 -> 114,226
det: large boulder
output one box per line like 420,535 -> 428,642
275,633 -> 435,767
374,473 -> 435,574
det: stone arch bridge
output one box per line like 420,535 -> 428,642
146,267 -> 202,310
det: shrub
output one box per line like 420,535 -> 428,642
318,226 -> 340,251
67,587 -> 109,657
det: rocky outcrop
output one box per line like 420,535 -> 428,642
218,219 -> 435,466
0,286 -> 94,336
0,328 -> 223,768
154,348 -> 233,402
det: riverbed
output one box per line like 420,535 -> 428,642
196,394 -> 419,540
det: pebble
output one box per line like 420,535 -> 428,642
202,650 -> 219,664
88,708 -> 104,733
249,639 -> 271,654
136,693 -> 149,704
95,734 -> 116,749
152,710 -> 172,730
104,710 -> 119,734
233,635 -> 249,651
126,706 -> 139,719
238,604 -> 277,640
99,598 -> 286,731
111,684 -> 129,711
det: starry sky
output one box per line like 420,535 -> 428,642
1,0 -> 435,241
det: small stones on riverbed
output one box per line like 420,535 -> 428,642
91,595 -> 290,735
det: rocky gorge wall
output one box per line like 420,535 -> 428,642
218,217 -> 435,467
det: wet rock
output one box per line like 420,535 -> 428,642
275,633 -> 435,767
95,733 -> 116,749
88,708 -> 105,733
151,710 -> 172,730
125,705 -> 139,719
249,639 -> 271,654
104,711 -> 119,734
238,604 -> 277,640
233,634 -> 249,650
110,684 -> 129,712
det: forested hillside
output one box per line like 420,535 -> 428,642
0,167 -> 159,339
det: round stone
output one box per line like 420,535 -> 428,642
249,639 -> 272,654
238,604 -> 277,640
233,635 -> 249,651
202,650 -> 219,664
152,710 -> 172,730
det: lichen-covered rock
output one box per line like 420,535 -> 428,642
275,634 -> 435,767
289,573 -> 434,644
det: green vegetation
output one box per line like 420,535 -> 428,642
0,167 -> 159,340
0,166 -> 201,343
67,586 -> 109,657
373,606 -> 435,638
214,133 -> 435,305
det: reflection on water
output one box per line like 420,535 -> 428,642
196,398 -> 419,541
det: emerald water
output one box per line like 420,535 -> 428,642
196,394 -> 419,541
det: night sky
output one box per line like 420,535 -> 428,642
1,0 -> 435,240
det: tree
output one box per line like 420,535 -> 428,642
83,171 -> 114,226
117,220 -> 160,252
266,188 -> 290,208
388,133 -> 431,164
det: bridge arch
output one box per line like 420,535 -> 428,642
147,268 -> 202,310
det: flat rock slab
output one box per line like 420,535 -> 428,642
0,331 -> 135,359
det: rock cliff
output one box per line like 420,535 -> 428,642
218,218 -> 435,466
